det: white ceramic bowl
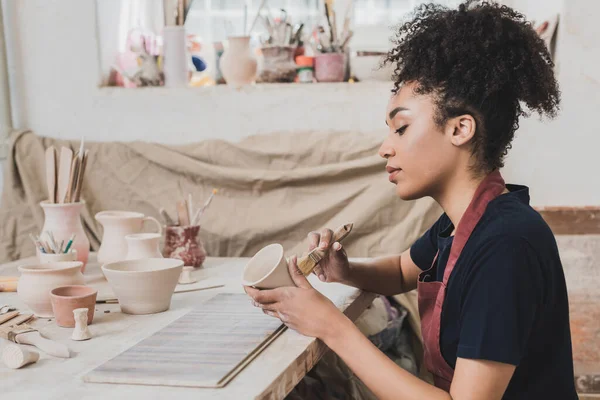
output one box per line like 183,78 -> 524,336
101,258 -> 184,315
241,244 -> 294,289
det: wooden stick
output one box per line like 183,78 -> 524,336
45,147 -> 57,203
73,150 -> 89,202
176,199 -> 190,226
57,147 -> 73,204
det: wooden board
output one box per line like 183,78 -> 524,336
83,293 -> 285,388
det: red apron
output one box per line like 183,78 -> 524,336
417,170 -> 506,391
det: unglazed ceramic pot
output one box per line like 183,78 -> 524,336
241,244 -> 294,289
38,250 -> 77,264
95,211 -> 162,264
17,262 -> 85,318
40,201 -> 90,271
162,225 -> 206,268
101,258 -> 183,315
219,36 -> 257,88
125,233 -> 163,260
50,285 -> 97,328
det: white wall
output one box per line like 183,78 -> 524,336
1,0 -> 598,207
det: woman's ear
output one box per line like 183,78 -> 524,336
447,114 -> 477,147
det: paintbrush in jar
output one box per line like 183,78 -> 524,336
191,188 -> 218,225
297,223 -> 353,276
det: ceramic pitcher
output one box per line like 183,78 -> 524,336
95,211 -> 162,265
125,233 -> 163,260
219,36 -> 257,88
40,201 -> 90,272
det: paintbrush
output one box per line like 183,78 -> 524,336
297,223 -> 353,276
191,188 -> 218,225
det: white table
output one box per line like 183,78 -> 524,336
0,255 -> 375,400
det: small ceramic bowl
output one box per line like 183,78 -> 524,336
101,258 -> 184,315
39,250 -> 77,264
241,244 -> 294,289
50,285 -> 97,328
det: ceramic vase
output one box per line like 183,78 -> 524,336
315,53 -> 346,82
40,201 -> 90,272
125,233 -> 163,260
219,36 -> 257,88
17,262 -> 85,318
95,211 -> 162,265
162,225 -> 206,268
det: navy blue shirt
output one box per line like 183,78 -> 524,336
410,185 -> 577,399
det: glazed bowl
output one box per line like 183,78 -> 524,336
241,244 -> 294,289
17,262 -> 85,317
101,258 -> 184,315
50,285 -> 97,327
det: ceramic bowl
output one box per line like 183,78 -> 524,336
50,285 -> 97,328
101,258 -> 184,315
241,244 -> 294,289
17,262 -> 85,318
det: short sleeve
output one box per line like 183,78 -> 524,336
410,213 -> 450,271
457,236 -> 543,365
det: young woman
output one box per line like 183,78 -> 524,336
245,2 -> 577,399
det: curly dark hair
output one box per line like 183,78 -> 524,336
383,0 -> 560,172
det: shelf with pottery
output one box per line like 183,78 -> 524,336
0,254 -> 375,399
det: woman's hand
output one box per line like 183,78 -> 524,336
307,227 -> 351,283
244,255 -> 345,340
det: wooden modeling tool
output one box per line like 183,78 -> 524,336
64,157 -> 79,203
176,199 -> 190,226
45,146 -> 58,203
297,223 -> 353,275
0,313 -> 70,358
2,343 -> 39,369
57,147 -> 73,203
73,149 -> 88,202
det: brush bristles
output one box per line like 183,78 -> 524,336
297,249 -> 324,275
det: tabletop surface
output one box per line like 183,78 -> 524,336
0,255 -> 375,400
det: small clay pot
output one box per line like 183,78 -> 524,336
162,225 -> 206,268
50,285 -> 97,328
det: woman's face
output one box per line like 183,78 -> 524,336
379,82 -> 462,200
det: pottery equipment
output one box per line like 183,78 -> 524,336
242,244 -> 293,289
162,225 -> 206,267
125,233 -> 163,260
0,313 -> 70,358
95,211 -> 162,265
2,344 -> 40,369
219,36 -> 258,88
178,266 -> 196,285
39,249 -> 77,264
83,294 -> 285,388
71,308 -> 92,341
45,146 -> 58,203
101,258 -> 183,315
17,262 -> 85,318
56,147 -> 73,204
50,285 -> 97,328
297,223 -> 353,275
40,201 -> 90,270
315,52 -> 346,82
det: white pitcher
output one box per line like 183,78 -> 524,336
95,211 -> 162,265
125,233 -> 163,260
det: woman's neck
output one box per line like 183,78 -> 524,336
433,173 -> 486,232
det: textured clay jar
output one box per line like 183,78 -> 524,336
17,262 -> 85,318
219,36 -> 258,88
162,225 -> 206,268
50,285 -> 97,327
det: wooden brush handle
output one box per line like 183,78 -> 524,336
331,223 -> 353,244
15,331 -> 70,358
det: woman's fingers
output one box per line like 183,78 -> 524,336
319,228 -> 333,249
248,287 -> 284,305
313,265 -> 326,281
307,231 -> 320,251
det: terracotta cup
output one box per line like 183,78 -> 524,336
162,225 -> 206,268
241,244 -> 294,289
315,52 -> 346,82
50,285 -> 97,328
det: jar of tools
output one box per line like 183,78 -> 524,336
257,46 -> 298,83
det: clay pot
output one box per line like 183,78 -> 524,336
315,53 -> 346,82
38,250 -> 77,264
219,36 -> 257,88
50,285 -> 97,328
17,262 -> 85,318
162,225 -> 206,268
95,211 -> 162,265
125,233 -> 163,260
101,258 -> 184,315
242,244 -> 294,289
40,201 -> 90,272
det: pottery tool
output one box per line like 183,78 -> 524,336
73,149 -> 88,202
0,305 -> 16,315
45,146 -> 58,203
0,319 -> 70,358
63,234 -> 76,253
57,147 -> 73,203
2,343 -> 40,369
0,311 -> 19,325
191,188 -> 218,225
176,199 -> 190,226
187,193 -> 194,223
159,208 -> 175,226
297,223 -> 353,275
84,293 -> 285,388
96,283 -> 225,304
64,157 -> 79,203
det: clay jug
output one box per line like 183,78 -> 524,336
40,201 -> 90,272
95,211 -> 162,265
219,36 -> 257,88
125,233 -> 163,260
